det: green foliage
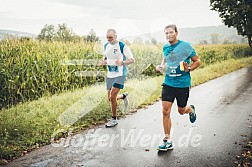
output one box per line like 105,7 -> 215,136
210,0 -> 252,49
195,44 -> 252,68
0,38 -> 104,109
0,41 -> 252,162
1,56 -> 252,162
55,23 -> 77,42
37,24 -> 55,42
0,39 -> 251,110
127,44 -> 163,79
83,29 -> 100,43
37,23 -> 82,42
141,64 -> 162,76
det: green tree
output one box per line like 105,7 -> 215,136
37,24 -> 55,41
84,29 -> 99,42
210,0 -> 252,49
56,23 -> 74,42
37,23 -> 81,42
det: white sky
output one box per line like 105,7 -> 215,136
0,0 -> 223,37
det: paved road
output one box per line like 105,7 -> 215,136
5,65 -> 252,167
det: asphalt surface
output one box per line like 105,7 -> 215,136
4,65 -> 252,167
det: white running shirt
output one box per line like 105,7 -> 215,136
104,42 -> 133,78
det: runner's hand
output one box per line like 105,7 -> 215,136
116,57 -> 122,66
156,65 -> 163,73
183,62 -> 189,72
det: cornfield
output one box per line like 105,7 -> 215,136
0,38 -> 251,109
0,38 -> 105,109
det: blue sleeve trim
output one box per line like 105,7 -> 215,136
104,42 -> 109,51
119,41 -> 125,52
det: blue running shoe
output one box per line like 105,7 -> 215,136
157,139 -> 174,151
189,105 -> 196,123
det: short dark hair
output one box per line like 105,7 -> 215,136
164,24 -> 178,32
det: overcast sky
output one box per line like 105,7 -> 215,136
0,0 -> 223,37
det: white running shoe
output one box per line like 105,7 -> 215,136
105,118 -> 118,127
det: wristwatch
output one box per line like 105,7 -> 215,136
188,67 -> 191,72
122,61 -> 125,65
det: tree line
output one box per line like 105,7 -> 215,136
19,0 -> 252,50
36,23 -> 99,43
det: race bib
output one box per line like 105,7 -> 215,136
165,42 -> 193,75
108,65 -> 119,72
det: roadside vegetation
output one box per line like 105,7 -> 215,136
0,37 -> 252,164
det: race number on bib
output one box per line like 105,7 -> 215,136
108,65 -> 119,72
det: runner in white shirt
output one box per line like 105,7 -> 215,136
99,29 -> 134,127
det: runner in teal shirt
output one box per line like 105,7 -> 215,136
163,40 -> 197,88
156,25 -> 201,151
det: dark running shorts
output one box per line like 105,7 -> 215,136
161,83 -> 190,108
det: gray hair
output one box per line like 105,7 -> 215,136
107,28 -> 117,35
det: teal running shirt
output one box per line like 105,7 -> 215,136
163,40 -> 196,88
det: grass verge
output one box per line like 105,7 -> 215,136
0,57 -> 252,164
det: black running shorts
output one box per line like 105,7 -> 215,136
161,83 -> 190,108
